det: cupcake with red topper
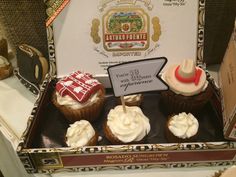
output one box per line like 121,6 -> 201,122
52,70 -> 105,123
161,59 -> 212,114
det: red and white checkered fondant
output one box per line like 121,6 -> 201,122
56,71 -> 102,103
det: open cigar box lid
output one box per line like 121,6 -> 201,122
51,0 -> 204,87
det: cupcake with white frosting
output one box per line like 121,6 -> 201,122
66,120 -> 98,147
103,105 -> 150,144
161,59 -> 212,113
52,70 -> 105,122
0,55 -> 13,80
165,112 -> 199,143
117,94 -> 143,106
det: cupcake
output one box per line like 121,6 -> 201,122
0,56 -> 13,80
165,112 -> 199,143
161,59 -> 212,113
52,70 -> 105,123
66,120 -> 98,147
103,105 -> 150,144
117,94 -> 143,106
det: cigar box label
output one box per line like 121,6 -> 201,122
102,7 -> 150,51
90,0 -> 161,56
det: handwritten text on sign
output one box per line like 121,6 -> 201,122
108,57 -> 168,97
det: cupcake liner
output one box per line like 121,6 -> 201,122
86,132 -> 99,146
103,121 -> 147,145
161,85 -> 213,115
103,122 -> 124,145
52,89 -> 105,123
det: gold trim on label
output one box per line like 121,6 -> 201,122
151,17 -> 161,42
91,19 -> 101,44
102,7 -> 150,52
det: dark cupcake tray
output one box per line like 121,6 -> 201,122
17,78 -> 236,174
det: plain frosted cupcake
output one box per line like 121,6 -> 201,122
161,59 -> 212,113
52,70 -> 105,123
65,120 -> 98,148
103,105 -> 150,144
117,94 -> 143,106
0,56 -> 13,80
165,112 -> 199,143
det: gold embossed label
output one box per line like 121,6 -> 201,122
103,7 -> 149,51
90,0 -> 161,56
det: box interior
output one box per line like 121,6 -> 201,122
24,79 -> 227,149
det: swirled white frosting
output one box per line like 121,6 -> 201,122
56,92 -> 99,109
124,94 -> 142,103
66,120 -> 95,147
107,105 -> 150,143
0,56 -> 9,67
168,112 -> 199,139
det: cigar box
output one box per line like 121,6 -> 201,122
16,0 -> 236,174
